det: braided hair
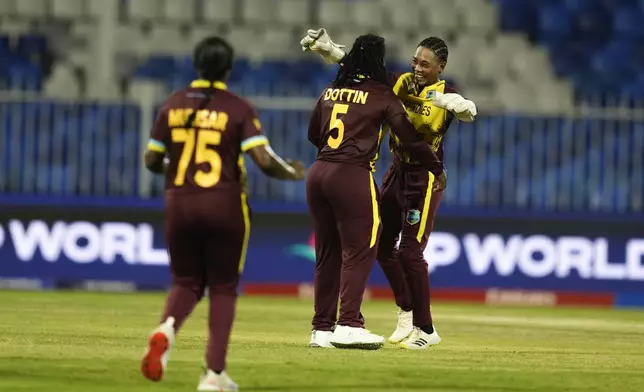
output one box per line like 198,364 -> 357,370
332,34 -> 389,88
418,37 -> 448,67
185,36 -> 234,128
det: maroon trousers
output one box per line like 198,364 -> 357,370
306,160 -> 381,331
161,191 -> 250,373
377,163 -> 443,328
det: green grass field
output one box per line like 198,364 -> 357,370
1,291 -> 643,392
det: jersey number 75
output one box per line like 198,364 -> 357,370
172,128 -> 222,188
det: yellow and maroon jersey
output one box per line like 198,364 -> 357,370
385,72 -> 458,165
147,80 -> 268,194
308,78 -> 443,175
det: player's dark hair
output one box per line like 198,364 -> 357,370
185,36 -> 234,128
332,33 -> 388,88
418,37 -> 448,67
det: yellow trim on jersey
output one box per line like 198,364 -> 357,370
369,127 -> 385,172
416,172 -> 435,243
392,72 -> 413,96
238,192 -> 251,273
238,155 -> 248,193
241,135 -> 269,152
147,139 -> 166,153
190,80 -> 228,90
369,175 -> 380,248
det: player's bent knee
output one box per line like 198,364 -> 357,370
377,239 -> 396,263
173,276 -> 207,298
207,281 -> 239,297
398,248 -> 428,272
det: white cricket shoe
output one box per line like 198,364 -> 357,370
141,317 -> 176,381
309,330 -> 335,348
388,309 -> 413,343
197,369 -> 239,391
329,325 -> 385,350
399,326 -> 441,350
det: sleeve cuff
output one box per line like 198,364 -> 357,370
241,135 -> 269,152
147,139 -> 166,153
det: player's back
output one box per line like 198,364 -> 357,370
155,82 -> 262,196
310,79 -> 399,171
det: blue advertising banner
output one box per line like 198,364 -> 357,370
0,210 -> 643,294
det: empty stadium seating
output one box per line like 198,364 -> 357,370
494,0 -> 644,103
0,0 -> 576,112
0,0 -> 642,213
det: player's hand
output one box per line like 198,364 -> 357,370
432,91 -> 477,120
433,171 -> 447,192
431,91 -> 461,109
299,28 -> 346,64
286,159 -> 306,181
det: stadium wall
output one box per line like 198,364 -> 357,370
1,206 -> 643,309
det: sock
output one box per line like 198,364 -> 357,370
161,284 -> 203,332
206,292 -> 237,372
418,325 -> 434,335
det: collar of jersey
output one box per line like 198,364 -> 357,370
415,79 -> 444,96
190,80 -> 228,90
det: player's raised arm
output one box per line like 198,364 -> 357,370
301,29 -> 404,89
385,100 -> 444,178
144,107 -> 170,174
240,107 -> 305,181
300,28 -> 346,64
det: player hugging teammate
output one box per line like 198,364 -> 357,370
138,26 -> 476,392
306,34 -> 444,350
302,28 -> 477,350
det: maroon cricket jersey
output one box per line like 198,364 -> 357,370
307,78 -> 442,175
147,80 -> 268,195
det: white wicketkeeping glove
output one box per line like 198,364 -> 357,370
432,92 -> 477,122
299,28 -> 346,64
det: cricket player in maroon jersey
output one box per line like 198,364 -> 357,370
306,34 -> 444,350
302,29 -> 477,350
140,36 -> 305,391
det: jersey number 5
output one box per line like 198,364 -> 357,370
172,128 -> 222,188
327,103 -> 349,149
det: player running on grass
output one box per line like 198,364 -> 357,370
141,36 -> 305,391
301,28 -> 477,350
307,33 -> 444,350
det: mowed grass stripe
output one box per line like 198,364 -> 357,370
0,291 -> 642,391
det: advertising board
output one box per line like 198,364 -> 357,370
0,208 -> 642,307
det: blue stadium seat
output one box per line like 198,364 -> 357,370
229,58 -> 251,84
496,0 -> 538,37
134,55 -> 178,80
9,63 -> 42,91
612,0 -> 639,7
574,6 -> 613,40
613,6 -> 644,38
0,35 -> 10,54
564,0 -> 603,12
591,42 -> 632,75
539,5 -> 573,38
16,34 -> 48,56
548,40 -> 594,77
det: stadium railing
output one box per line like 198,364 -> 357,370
1,91 -> 643,215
